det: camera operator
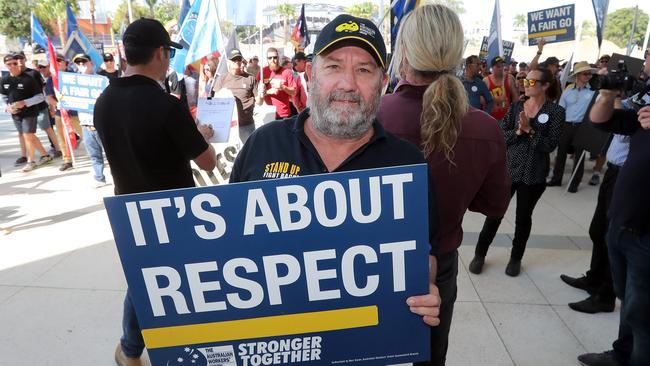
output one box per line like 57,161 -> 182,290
578,49 -> 650,366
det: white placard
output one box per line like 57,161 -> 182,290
196,97 -> 236,143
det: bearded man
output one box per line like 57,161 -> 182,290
230,14 -> 442,329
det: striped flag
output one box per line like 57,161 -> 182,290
291,4 -> 310,49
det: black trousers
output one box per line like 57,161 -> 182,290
475,182 -> 546,260
586,164 -> 619,300
415,250 -> 458,366
551,122 -> 585,187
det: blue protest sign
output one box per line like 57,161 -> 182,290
104,165 -> 432,366
527,4 -> 575,45
58,72 -> 108,113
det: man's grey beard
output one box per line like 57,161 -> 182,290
308,76 -> 381,139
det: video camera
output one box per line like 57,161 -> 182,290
590,53 -> 649,110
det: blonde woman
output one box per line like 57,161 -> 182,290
377,4 -> 511,365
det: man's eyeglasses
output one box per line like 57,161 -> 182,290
523,78 -> 541,87
163,47 -> 176,58
267,56 -> 279,60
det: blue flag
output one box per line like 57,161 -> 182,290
179,0 -> 191,26
171,0 -> 203,74
66,0 -> 78,38
31,14 -> 48,50
486,0 -> 503,65
592,0 -> 609,49
185,0 -> 223,67
226,0 -> 257,26
391,0 -> 419,47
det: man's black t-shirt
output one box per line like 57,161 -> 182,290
0,72 -> 42,119
97,69 -> 120,79
230,110 -> 440,255
94,74 -> 208,195
24,68 -> 48,111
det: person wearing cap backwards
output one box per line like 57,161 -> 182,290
212,48 -> 259,143
547,61 -> 597,192
378,5 -> 511,364
0,53 -> 53,172
72,53 -> 109,188
258,47 -> 297,119
93,18 -> 217,366
483,55 -> 518,121
231,11 -> 441,344
291,51 -> 309,113
97,53 -> 121,79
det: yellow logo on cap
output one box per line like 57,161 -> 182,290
335,21 -> 359,33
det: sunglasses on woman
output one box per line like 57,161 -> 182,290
523,78 -> 541,87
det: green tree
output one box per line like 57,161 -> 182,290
144,0 -> 158,18
221,20 -> 234,38
581,19 -> 596,39
346,2 -> 378,20
236,25 -> 259,44
0,0 -> 30,40
430,0 -> 465,15
111,0 -> 149,34
274,3 -> 296,45
154,0 -> 180,27
34,0 -> 80,46
603,7 -> 649,48
513,14 -> 526,31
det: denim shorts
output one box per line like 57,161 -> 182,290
12,115 -> 38,134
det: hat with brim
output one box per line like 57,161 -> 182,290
569,61 -> 598,78
491,56 -> 504,67
314,14 -> 386,69
72,54 -> 91,63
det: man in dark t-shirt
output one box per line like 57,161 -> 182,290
97,53 -> 121,79
1,53 -> 52,171
94,18 -> 217,366
213,48 -> 259,142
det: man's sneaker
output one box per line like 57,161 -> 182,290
468,255 -> 485,274
52,150 -> 63,158
21,162 -> 37,172
59,162 -> 73,171
589,174 -> 601,186
114,344 -> 143,366
578,350 -> 621,366
14,156 -> 27,166
94,180 -> 108,188
38,154 -> 53,165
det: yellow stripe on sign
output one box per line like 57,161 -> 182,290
528,29 -> 568,39
142,305 -> 379,349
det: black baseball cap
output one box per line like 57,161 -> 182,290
123,18 -> 182,49
228,49 -> 243,61
103,53 -> 114,62
543,56 -> 562,66
491,56 -> 504,67
292,52 -> 307,61
72,53 -> 91,63
3,54 -> 16,63
313,14 -> 386,69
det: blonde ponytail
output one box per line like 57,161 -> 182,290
420,73 -> 468,162
393,4 -> 467,163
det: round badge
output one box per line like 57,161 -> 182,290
538,113 -> 549,124
471,86 -> 478,92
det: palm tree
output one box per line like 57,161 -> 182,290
513,14 -> 526,31
34,0 -> 79,46
274,3 -> 296,45
144,0 -> 158,18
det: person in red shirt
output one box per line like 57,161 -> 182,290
378,4 -> 511,365
484,56 -> 518,121
258,47 -> 296,119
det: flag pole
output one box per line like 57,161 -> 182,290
644,11 -> 650,52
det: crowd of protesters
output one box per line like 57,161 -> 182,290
2,4 -> 650,366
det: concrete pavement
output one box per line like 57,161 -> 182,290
0,113 -> 618,366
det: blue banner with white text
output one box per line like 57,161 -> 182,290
528,4 -> 575,45
104,165 -> 431,366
